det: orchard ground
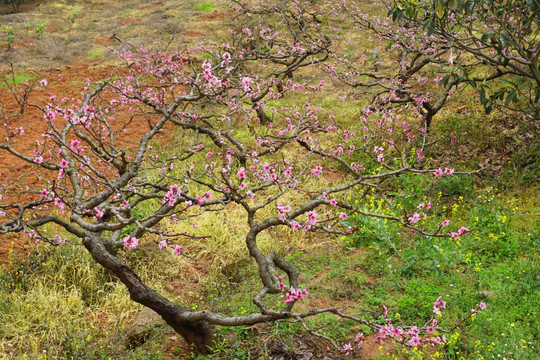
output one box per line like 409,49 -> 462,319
0,0 -> 539,359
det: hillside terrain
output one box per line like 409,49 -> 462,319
0,0 -> 538,359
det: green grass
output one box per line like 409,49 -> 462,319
0,72 -> 31,86
89,48 -> 106,60
192,2 -> 216,12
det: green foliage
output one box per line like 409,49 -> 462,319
1,24 -> 15,50
33,18 -> 45,34
389,0 -> 540,117
1,72 -> 30,86
434,173 -> 473,198
397,280 -> 441,320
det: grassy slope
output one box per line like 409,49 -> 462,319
0,0 -> 538,359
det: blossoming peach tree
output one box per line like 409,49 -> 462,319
0,0 -> 487,355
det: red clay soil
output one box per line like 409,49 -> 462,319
121,18 -> 143,25
201,11 -> 236,21
0,64 -> 174,265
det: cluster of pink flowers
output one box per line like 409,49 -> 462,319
408,212 -> 424,224
449,226 -> 470,240
342,297 -> 483,354
342,332 -> 364,355
162,184 -> 182,207
157,239 -> 182,256
277,203 -> 292,220
311,165 -> 323,176
434,167 -> 454,177
432,296 -> 446,314
283,287 -> 309,303
341,297 -> 486,356
277,275 -> 309,303
123,236 -> 139,249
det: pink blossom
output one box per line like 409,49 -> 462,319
434,296 -> 447,310
409,336 -> 421,347
173,245 -> 182,256
241,76 -> 253,91
306,210 -> 318,225
444,167 -> 454,175
54,197 -> 65,213
416,150 -> 425,162
441,220 -> 450,227
34,156 -> 43,164
283,168 -> 292,177
158,240 -> 167,249
478,302 -> 487,310
407,326 -> 419,336
123,236 -> 139,249
339,212 -> 348,220
60,159 -> 69,168
458,226 -> 470,235
311,165 -> 323,176
409,212 -> 421,224
434,168 -> 443,177
343,343 -> 352,355
290,221 -> 301,230
237,167 -> 246,179
70,139 -> 82,152
330,199 -> 338,206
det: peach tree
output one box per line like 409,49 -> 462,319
0,0 -> 483,355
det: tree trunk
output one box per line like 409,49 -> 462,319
81,232 -> 213,354
255,106 -> 272,125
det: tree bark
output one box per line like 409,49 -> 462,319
81,231 -> 213,354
